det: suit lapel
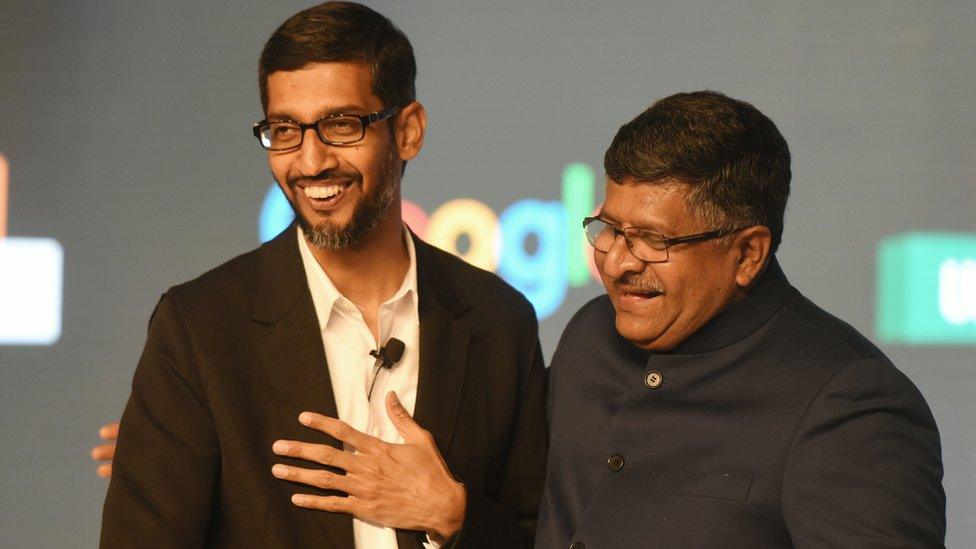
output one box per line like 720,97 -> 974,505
394,236 -> 472,549
411,235 -> 471,457
251,226 -> 353,547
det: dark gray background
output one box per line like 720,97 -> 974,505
1,1 -> 973,546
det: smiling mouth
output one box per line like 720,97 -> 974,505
300,181 -> 353,210
304,184 -> 343,200
618,288 -> 664,300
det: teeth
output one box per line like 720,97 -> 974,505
625,290 -> 661,297
304,185 -> 341,199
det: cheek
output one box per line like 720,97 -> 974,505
353,138 -> 391,164
669,262 -> 726,316
594,251 -> 613,288
646,264 -> 678,295
593,250 -> 606,273
268,155 -> 290,184
351,148 -> 392,187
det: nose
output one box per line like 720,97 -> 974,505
295,127 -> 340,177
600,232 -> 646,280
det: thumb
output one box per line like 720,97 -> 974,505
385,391 -> 426,442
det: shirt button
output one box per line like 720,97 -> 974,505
644,370 -> 663,389
569,542 -> 585,549
608,454 -> 624,472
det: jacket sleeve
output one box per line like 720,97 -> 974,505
781,358 -> 946,548
446,333 -> 549,549
100,293 -> 221,548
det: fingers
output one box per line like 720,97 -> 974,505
93,423 -> 118,479
271,464 -> 353,494
100,423 -> 120,440
290,493 -> 358,513
298,412 -> 384,455
272,440 -> 362,473
385,391 -> 433,445
91,443 -> 116,461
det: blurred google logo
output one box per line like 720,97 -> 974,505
877,232 -> 976,345
259,163 -> 602,319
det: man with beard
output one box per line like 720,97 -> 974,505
535,91 -> 945,548
99,3 -> 546,548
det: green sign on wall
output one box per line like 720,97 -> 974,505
876,232 -> 976,345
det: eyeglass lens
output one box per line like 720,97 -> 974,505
260,116 -> 366,149
585,219 -> 667,262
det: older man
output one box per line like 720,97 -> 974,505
536,91 -> 945,548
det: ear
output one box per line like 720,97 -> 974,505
733,225 -> 772,289
393,101 -> 427,162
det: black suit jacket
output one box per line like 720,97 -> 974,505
536,260 -> 945,548
100,228 -> 547,548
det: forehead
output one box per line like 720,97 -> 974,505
265,62 -> 381,118
600,178 -> 697,232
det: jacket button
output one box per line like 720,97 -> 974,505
644,370 -> 663,389
608,454 -> 624,472
570,542 -> 585,549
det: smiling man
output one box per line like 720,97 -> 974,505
99,3 -> 546,548
535,91 -> 946,548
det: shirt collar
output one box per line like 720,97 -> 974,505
296,226 -> 420,330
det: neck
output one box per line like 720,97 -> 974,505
305,208 -> 410,313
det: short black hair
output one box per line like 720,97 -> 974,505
258,1 -> 416,113
604,91 -> 791,252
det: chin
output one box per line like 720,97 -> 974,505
297,204 -> 351,231
614,315 -> 665,350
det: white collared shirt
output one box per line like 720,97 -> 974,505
297,226 -> 430,549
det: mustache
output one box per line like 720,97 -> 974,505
288,170 -> 362,187
614,273 -> 665,294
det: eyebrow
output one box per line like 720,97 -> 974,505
597,210 -> 668,234
596,210 -> 619,224
265,105 -> 375,122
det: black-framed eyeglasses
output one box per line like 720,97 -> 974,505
583,216 -> 744,263
251,105 -> 399,151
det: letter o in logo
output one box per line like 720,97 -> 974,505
425,198 -> 499,271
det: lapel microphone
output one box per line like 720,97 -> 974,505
368,337 -> 406,400
369,338 -> 405,368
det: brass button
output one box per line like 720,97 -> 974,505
608,454 -> 624,472
644,370 -> 663,389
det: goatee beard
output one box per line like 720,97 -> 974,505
292,149 -> 400,251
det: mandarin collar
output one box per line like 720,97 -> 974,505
661,258 -> 796,356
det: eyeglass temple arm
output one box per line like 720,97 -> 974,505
663,228 -> 736,247
366,105 -> 399,124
